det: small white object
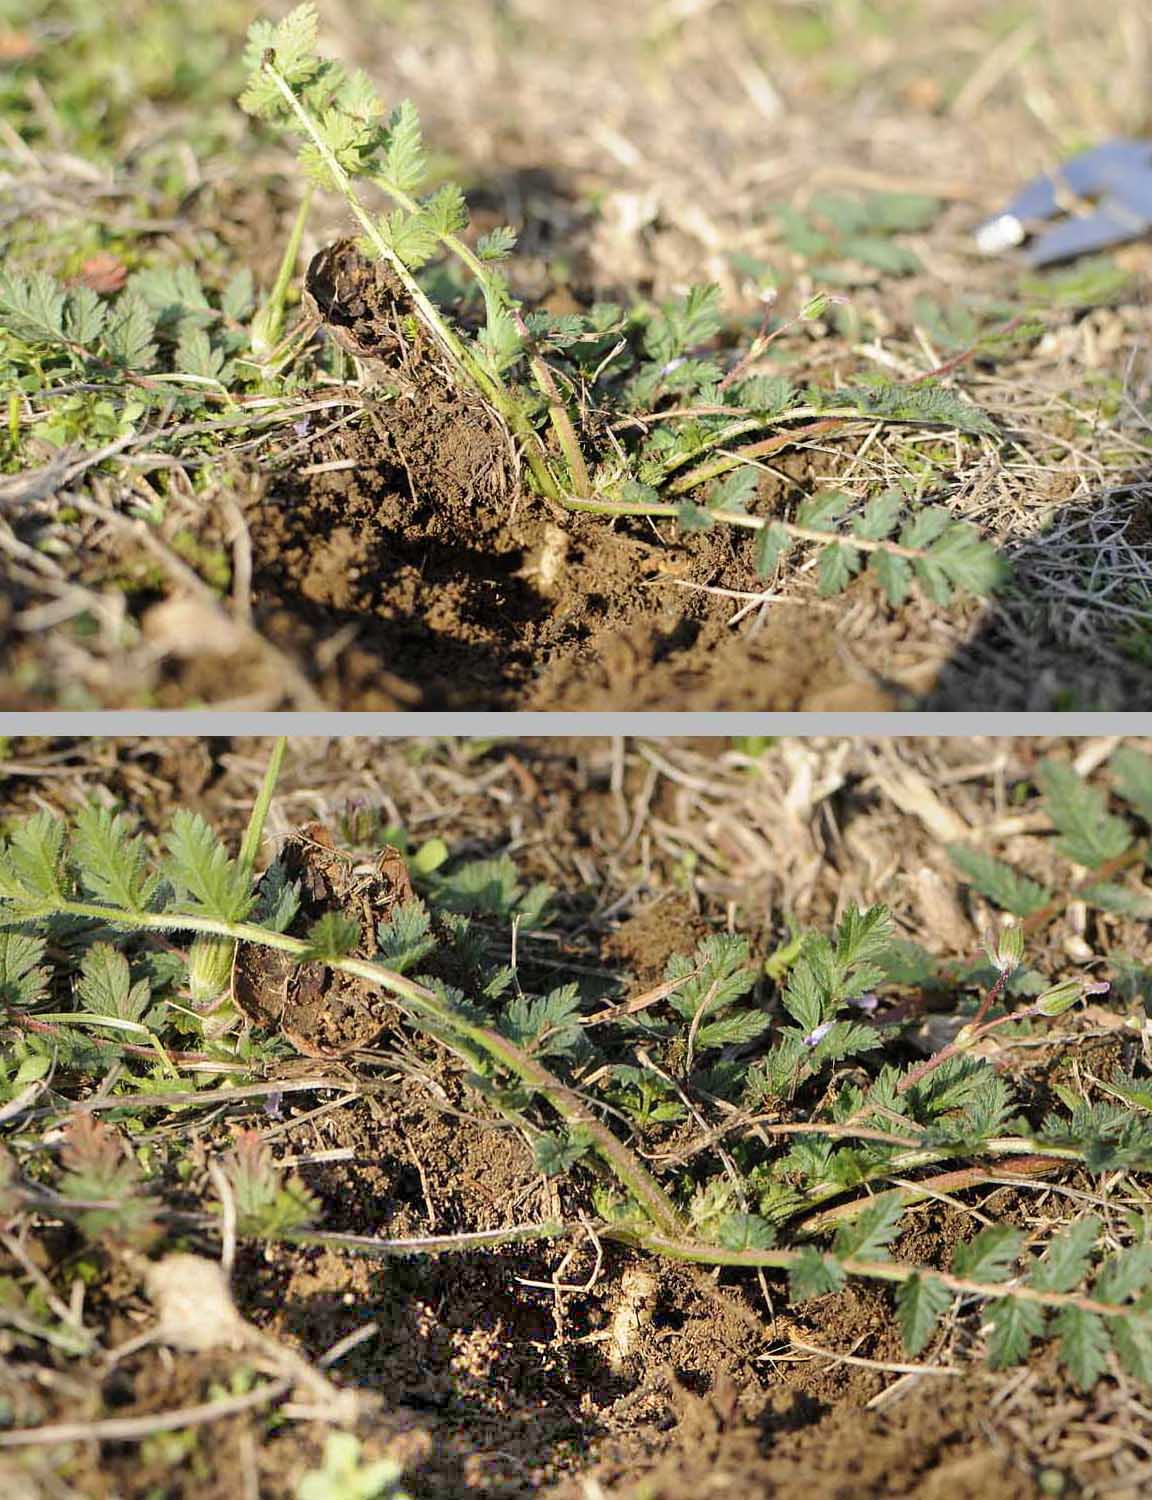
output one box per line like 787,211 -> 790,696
975,214 -> 1026,256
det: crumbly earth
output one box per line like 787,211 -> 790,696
3,736 -> 1152,1498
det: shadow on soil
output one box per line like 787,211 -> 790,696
916,463 -> 1152,711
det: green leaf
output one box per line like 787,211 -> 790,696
817,542 -> 861,596
302,911 -> 361,961
76,944 -> 152,1023
896,1273 -> 952,1356
717,1213 -> 777,1251
334,66 -> 381,123
1036,759 -> 1132,869
870,547 -> 913,605
788,1246 -> 846,1302
381,99 -> 427,193
3,812 -> 70,908
844,235 -> 920,274
665,934 -> 757,1022
986,1295 -> 1045,1368
72,805 -> 159,913
0,932 -> 49,1009
477,226 -> 518,261
164,811 -> 253,923
376,207 -> 439,269
676,499 -> 715,533
836,905 -> 893,969
710,466 -> 760,512
947,844 -> 1051,916
796,490 -> 851,530
533,1131 -> 589,1176
1093,1245 -> 1152,1305
924,523 -> 1007,597
952,1224 -> 1023,1282
838,382 -> 995,436
1109,1314 -> 1152,1383
696,1010 -> 773,1049
734,375 -> 796,415
754,521 -> 792,577
221,1129 -> 318,1235
1076,882 -> 1152,917
643,283 -> 724,364
899,507 -> 951,549
130,265 -> 212,326
423,183 -> 469,236
221,268 -> 256,322
253,860 -> 301,934
912,554 -> 953,607
240,3 -> 320,116
832,1192 -> 903,1262
57,1113 -> 159,1246
65,287 -> 106,346
852,490 -> 903,541
0,270 -> 67,344
1030,1216 -> 1100,1294
1054,1305 -> 1110,1389
1111,746 -> 1152,824
103,293 -> 157,369
410,838 -> 448,876
501,982 -> 586,1059
376,901 -> 435,972
175,323 -> 226,382
434,855 -> 543,917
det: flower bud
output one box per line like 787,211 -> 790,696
187,933 -> 236,1007
1034,976 -> 1110,1017
984,922 -> 1025,975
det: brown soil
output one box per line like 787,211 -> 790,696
242,240 -> 914,710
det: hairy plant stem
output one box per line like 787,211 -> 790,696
188,735 -> 287,1009
632,1234 -> 1148,1323
39,901 -> 687,1238
249,186 -> 315,361
667,417 -> 849,492
261,58 -> 564,504
561,493 -> 931,560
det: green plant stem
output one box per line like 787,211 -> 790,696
366,175 -> 588,495
38,900 -> 687,1239
561,493 -> 930,560
239,736 -> 287,873
281,1221 -> 571,1256
894,966 -> 1012,1096
261,59 -> 565,504
249,186 -> 314,360
667,417 -> 848,492
512,310 -> 592,495
263,63 -> 480,390
797,1153 -> 1066,1233
634,1234 -> 1146,1323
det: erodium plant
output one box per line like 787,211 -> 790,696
235,3 -> 1006,605
4,744 -> 1152,1388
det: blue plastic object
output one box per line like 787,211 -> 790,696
975,138 -> 1152,266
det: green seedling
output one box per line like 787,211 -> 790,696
232,3 -> 1007,605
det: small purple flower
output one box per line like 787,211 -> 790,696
803,1021 -> 835,1048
